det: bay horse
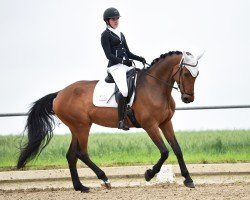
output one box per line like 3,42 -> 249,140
17,51 -> 203,192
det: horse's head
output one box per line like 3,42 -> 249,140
173,52 -> 204,103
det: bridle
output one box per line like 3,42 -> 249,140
173,59 -> 198,96
141,58 -> 198,96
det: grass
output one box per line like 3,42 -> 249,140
0,130 -> 249,170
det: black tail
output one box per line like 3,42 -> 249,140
17,92 -> 58,169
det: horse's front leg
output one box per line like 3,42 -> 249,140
144,125 -> 169,182
159,120 -> 195,188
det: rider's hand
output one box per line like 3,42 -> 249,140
139,57 -> 146,64
123,59 -> 133,67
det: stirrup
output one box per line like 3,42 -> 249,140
118,120 -> 130,131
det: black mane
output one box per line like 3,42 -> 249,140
149,51 -> 182,69
137,51 -> 183,82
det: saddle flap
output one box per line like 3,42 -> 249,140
94,67 -> 137,108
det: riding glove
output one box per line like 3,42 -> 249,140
139,57 -> 146,64
123,60 -> 133,67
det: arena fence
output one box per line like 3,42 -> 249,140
1,105 -> 250,117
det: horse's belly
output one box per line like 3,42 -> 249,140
90,107 -> 119,128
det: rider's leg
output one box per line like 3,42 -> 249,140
108,64 -> 128,97
116,91 -> 129,130
108,64 -> 129,130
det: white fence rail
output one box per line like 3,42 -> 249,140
1,105 -> 250,117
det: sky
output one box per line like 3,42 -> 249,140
0,0 -> 250,135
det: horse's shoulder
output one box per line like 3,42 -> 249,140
169,96 -> 176,111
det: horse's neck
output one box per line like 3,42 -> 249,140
136,54 -> 181,108
149,55 -> 181,91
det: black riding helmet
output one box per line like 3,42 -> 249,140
103,7 -> 120,21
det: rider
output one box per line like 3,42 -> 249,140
101,7 -> 146,131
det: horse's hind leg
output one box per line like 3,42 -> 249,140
66,133 -> 90,192
159,120 -> 195,188
73,125 -> 111,190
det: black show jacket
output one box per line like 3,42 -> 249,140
101,28 -> 141,67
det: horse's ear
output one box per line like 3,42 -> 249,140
183,51 -> 193,61
196,51 -> 205,60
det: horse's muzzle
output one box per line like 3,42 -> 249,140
181,94 -> 194,103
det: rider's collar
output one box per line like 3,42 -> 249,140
107,26 -> 121,39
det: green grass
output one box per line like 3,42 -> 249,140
0,130 -> 249,170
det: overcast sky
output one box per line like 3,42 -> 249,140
0,0 -> 250,134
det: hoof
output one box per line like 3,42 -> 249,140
101,180 -> 111,189
75,184 -> 90,193
144,169 -> 153,182
184,180 -> 195,188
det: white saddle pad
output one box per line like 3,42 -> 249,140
93,80 -> 136,108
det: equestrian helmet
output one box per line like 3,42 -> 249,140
103,7 -> 120,21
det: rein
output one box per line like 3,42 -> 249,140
141,63 -> 179,91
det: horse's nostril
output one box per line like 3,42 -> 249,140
182,95 -> 191,103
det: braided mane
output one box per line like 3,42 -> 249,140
149,51 -> 182,67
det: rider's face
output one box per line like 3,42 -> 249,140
108,17 -> 119,29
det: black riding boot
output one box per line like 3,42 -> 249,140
117,92 -> 130,131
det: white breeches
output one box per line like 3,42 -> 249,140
107,64 -> 134,97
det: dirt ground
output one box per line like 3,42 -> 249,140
1,183 -> 249,200
0,164 -> 249,200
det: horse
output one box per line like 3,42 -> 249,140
17,51 -> 203,192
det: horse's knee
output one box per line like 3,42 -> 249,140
161,150 -> 169,160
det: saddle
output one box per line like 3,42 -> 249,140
105,68 -> 136,104
104,68 -> 141,128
